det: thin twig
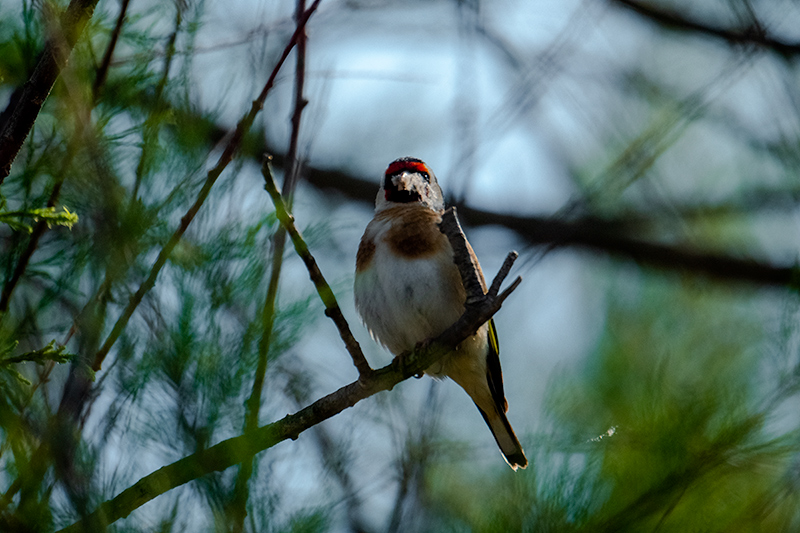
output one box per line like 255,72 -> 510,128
92,0 -> 131,100
0,178 -> 65,316
90,0 -> 323,373
612,0 -> 800,58
387,382 -> 439,533
279,363 -> 369,533
231,2 -> 313,528
284,0 -> 308,203
55,244 -> 520,533
60,1 -> 181,385
490,251 -> 521,298
0,0 -> 325,514
262,158 -> 371,376
132,2 -> 182,200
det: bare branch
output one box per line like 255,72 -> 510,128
611,0 -> 800,58
299,165 -> 798,288
438,208 -> 486,302
90,0 -> 323,374
262,158 -> 372,377
232,2 -> 315,528
491,252 -> 521,299
92,0 -> 131,100
456,206 -> 799,289
0,0 -> 101,183
303,163 -> 799,288
56,234 -> 520,533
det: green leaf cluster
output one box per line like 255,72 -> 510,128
0,205 -> 78,233
426,278 -> 800,532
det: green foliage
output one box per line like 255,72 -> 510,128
284,509 -> 329,533
425,278 -> 800,532
0,1 -> 324,530
0,205 -> 78,233
0,339 -> 74,385
3,0 -> 800,532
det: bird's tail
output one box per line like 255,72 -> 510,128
477,405 -> 528,470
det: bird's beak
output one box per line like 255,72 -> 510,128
392,172 -> 413,191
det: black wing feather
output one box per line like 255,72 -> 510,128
484,318 -> 508,413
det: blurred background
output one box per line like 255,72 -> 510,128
2,0 -> 800,531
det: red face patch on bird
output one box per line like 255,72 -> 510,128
385,158 -> 430,179
383,158 -> 432,203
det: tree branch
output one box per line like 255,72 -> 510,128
262,158 -> 371,377
232,3 -> 313,526
0,0 -> 101,183
455,206 -> 798,288
123,99 -> 800,289
90,0 -> 323,374
92,0 -> 131,101
300,166 -> 799,289
439,207 -> 487,301
611,0 -> 800,58
56,218 -> 521,532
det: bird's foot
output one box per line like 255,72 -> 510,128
411,338 -> 435,378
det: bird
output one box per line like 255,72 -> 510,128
354,156 -> 527,470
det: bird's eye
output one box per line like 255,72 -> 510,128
420,172 -> 430,182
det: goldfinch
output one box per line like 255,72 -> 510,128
354,157 -> 527,470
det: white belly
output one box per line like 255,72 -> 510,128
354,243 -> 465,356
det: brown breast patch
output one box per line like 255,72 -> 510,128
356,236 -> 376,272
379,206 -> 444,259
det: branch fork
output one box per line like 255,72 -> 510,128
382,207 -> 522,381
59,175 -> 523,533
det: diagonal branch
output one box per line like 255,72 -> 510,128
56,211 -> 520,533
89,0 -> 323,375
440,207 -> 486,301
298,164 -> 799,289
262,158 -> 371,377
92,0 -> 131,101
0,0 -> 101,183
231,1 -> 314,528
611,0 -> 800,58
